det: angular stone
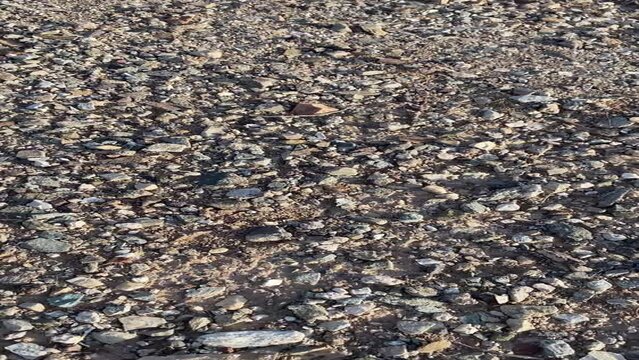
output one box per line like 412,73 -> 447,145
326,167 -> 358,177
291,102 -> 338,115
3,319 -> 33,332
418,339 -> 452,355
361,275 -> 404,286
397,320 -> 444,335
119,316 -> 167,331
245,226 -> 292,242
580,351 -> 627,360
66,276 -> 104,289
5,343 -> 48,359
597,188 -> 630,207
500,305 -> 559,318
544,223 -> 593,242
541,340 -> 575,358
24,238 -> 71,253
144,143 -> 189,153
93,331 -> 137,344
185,286 -> 226,300
288,304 -> 328,322
197,330 -> 305,348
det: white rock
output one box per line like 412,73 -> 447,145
580,351 -> 626,360
118,316 -> 166,331
197,330 -> 305,348
144,143 -> 189,153
27,200 -> 53,211
5,343 -> 49,359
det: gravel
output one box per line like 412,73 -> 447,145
0,0 -> 638,358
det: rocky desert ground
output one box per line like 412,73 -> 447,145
0,0 -> 638,359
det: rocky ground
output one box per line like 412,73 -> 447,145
0,0 -> 638,359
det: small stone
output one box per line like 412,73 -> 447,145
500,305 -> 558,317
245,226 -> 292,242
261,279 -> 283,287
496,202 -> 520,212
509,286 -> 534,303
544,223 -> 593,242
541,340 -> 575,358
495,294 -> 510,304
293,272 -> 321,285
507,318 -> 535,333
473,141 -> 498,151
215,295 -> 247,310
291,102 -> 338,115
206,49 -> 223,59
361,275 -> 404,286
553,313 -> 590,325
481,109 -> 504,120
185,287 -> 226,300
360,23 -> 387,36
118,316 -> 166,331
397,320 -> 444,335
397,212 -> 423,223
327,167 -> 358,177
288,304 -> 328,322
19,303 -> 45,312
16,150 -> 47,159
48,293 -> 84,308
453,324 -> 478,335
144,143 -> 189,153
512,94 -> 556,103
51,334 -> 84,345
318,320 -> 351,332
418,339 -> 452,355
580,351 -> 626,360
76,311 -> 101,324
3,319 -> 33,332
226,188 -> 263,199
378,345 -> 408,358
197,330 -> 305,348
597,188 -> 630,207
27,200 -> 53,211
189,317 -> 211,331
586,280 -> 613,293
462,201 -> 490,214
93,331 -> 137,344
66,276 -> 104,289
24,238 -> 71,253
344,302 -> 376,316
5,343 -> 49,360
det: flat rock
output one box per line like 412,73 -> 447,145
291,102 -> 338,115
93,331 -> 138,344
23,238 -> 71,253
5,343 -> 49,359
119,316 -> 167,331
580,351 -> 627,360
144,143 -> 189,153
244,226 -> 292,242
197,330 -> 305,348
544,223 -> 593,242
